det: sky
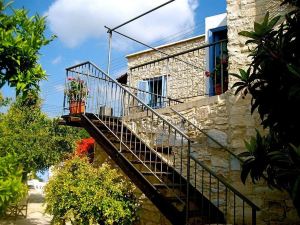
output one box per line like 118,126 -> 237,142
2,0 -> 226,117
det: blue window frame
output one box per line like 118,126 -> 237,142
137,76 -> 167,108
208,26 -> 228,96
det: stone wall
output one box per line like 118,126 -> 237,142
93,143 -> 171,225
123,91 -> 299,224
127,35 -> 207,100
226,0 -> 290,87
225,0 -> 299,223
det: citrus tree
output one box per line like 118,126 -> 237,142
44,157 -> 140,225
0,0 -> 55,97
0,98 -> 87,178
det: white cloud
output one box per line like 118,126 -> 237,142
51,56 -> 62,65
46,0 -> 198,48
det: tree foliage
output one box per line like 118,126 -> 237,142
44,157 -> 140,225
232,0 -> 300,216
0,98 -> 87,177
0,153 -> 27,215
0,0 -> 55,97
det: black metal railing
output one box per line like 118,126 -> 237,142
170,108 -> 243,163
128,40 -> 228,102
121,83 -> 183,108
63,61 -> 259,224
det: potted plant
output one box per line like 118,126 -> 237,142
65,77 -> 88,114
205,53 -> 228,96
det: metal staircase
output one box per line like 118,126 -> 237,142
62,61 -> 259,225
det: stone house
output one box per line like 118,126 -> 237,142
62,0 -> 300,224
121,1 -> 298,223
126,13 -> 228,105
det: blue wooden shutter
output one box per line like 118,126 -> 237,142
161,76 -> 167,107
137,80 -> 150,105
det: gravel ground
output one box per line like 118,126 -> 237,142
0,189 -> 52,225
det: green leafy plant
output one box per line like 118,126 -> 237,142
66,77 -> 88,102
0,153 -> 27,216
0,97 -> 88,178
231,0 -> 300,216
0,0 -> 55,98
44,157 -> 140,225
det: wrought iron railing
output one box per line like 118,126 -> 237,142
121,83 -> 183,108
128,40 -> 228,102
63,61 -> 259,224
170,108 -> 244,163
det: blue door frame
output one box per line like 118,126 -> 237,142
208,26 -> 227,96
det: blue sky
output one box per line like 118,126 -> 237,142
2,0 -> 226,117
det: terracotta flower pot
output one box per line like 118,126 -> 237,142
215,84 -> 222,95
69,101 -> 85,114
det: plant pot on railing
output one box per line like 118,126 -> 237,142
65,77 -> 88,115
69,101 -> 85,114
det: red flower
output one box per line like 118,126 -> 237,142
76,137 -> 95,159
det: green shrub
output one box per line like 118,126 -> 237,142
0,153 -> 28,215
44,157 -> 140,225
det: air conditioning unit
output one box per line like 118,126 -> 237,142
99,106 -> 113,117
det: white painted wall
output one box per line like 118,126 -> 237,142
205,13 -> 227,42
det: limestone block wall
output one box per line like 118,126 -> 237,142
127,35 -> 207,100
226,0 -> 290,87
225,0 -> 298,223
93,143 -> 171,225
123,92 -> 299,224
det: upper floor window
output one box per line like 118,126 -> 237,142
137,75 -> 167,108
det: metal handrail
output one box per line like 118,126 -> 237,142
64,66 -> 182,106
190,155 -> 260,210
121,83 -> 183,104
65,61 -> 259,224
67,61 -> 191,141
170,108 -> 244,163
129,39 -> 228,70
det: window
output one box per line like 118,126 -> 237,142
208,26 -> 228,96
137,76 -> 167,108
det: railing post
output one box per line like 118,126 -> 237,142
252,208 -> 256,225
63,70 -> 68,115
186,140 -> 191,224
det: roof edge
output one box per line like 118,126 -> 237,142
126,34 -> 205,58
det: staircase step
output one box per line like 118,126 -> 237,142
165,196 -> 187,202
130,160 -> 162,164
141,171 -> 173,176
121,149 -> 150,154
153,146 -> 173,154
153,183 -> 185,188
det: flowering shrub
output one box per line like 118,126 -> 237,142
75,137 -> 95,162
44,157 -> 141,225
66,77 -> 88,101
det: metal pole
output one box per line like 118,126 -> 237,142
104,26 -> 203,71
107,31 -> 112,75
109,0 -> 175,32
